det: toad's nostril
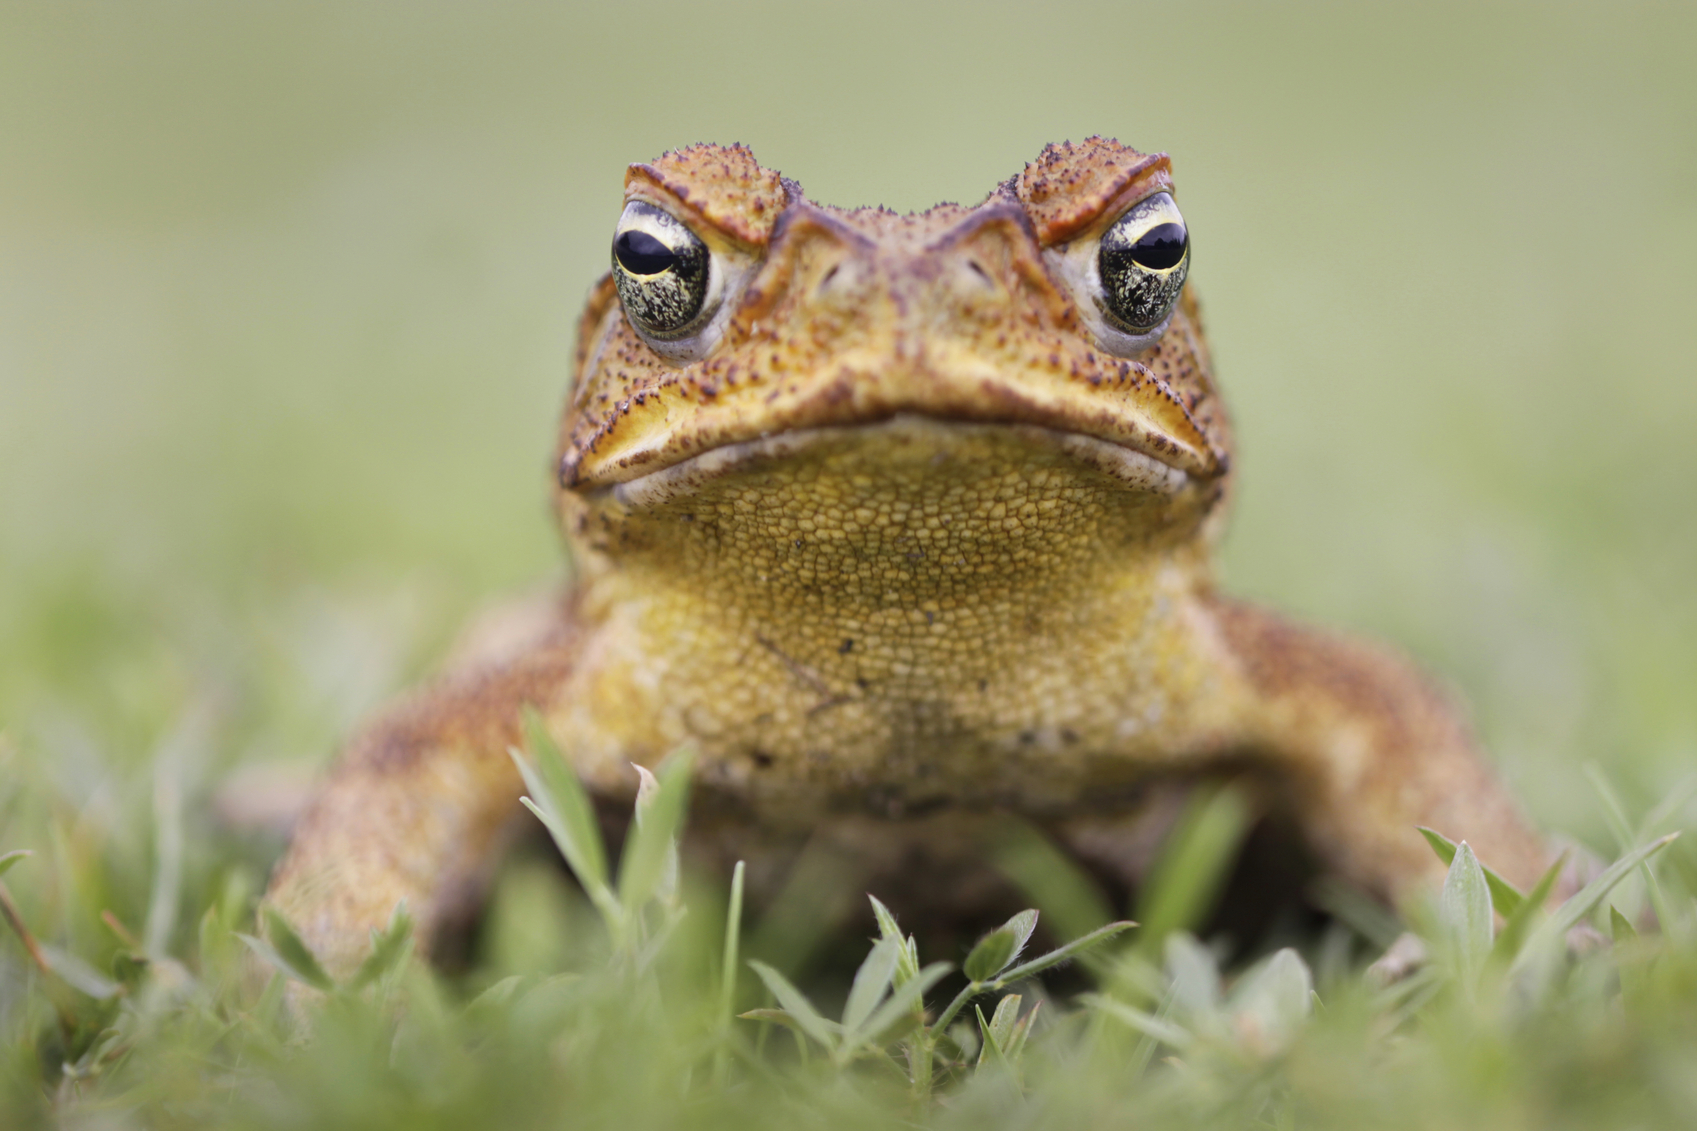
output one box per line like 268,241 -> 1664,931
967,260 -> 992,284
817,264 -> 841,293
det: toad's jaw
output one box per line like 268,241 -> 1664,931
597,414 -> 1189,509
560,338 -> 1225,495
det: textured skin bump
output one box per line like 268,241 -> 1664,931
627,143 -> 791,246
1014,136 -> 1175,246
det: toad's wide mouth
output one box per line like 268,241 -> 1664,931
584,414 -> 1194,509
560,343 -> 1226,495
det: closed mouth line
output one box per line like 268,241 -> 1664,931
596,414 -> 1192,509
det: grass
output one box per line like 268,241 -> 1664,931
3,2 -> 1696,1127
1,712 -> 1694,1129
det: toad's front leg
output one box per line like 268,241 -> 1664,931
264,610 -> 582,978
1201,597 -> 1551,910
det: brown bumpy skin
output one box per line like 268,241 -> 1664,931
267,138 -> 1550,978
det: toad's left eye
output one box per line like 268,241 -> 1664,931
611,201 -> 713,340
1096,192 -> 1189,334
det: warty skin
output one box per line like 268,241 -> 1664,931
267,138 -> 1550,974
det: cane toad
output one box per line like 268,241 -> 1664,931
268,138 -> 1549,970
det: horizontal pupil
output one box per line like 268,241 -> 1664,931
615,230 -> 678,275
1130,223 -> 1186,271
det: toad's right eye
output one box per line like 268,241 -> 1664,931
610,202 -> 712,338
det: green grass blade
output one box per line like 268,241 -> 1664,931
37,943 -> 122,1000
839,961 -> 951,1062
237,932 -> 328,993
1083,993 -> 1193,1048
1308,876 -> 1407,950
0,851 -> 30,880
930,918 -> 1133,1043
1440,841 -> 1494,981
256,905 -> 335,992
1582,763 -> 1637,853
1639,774 -> 1697,838
1229,949 -> 1314,1044
1492,852 -> 1567,963
999,909 -> 1039,971
144,769 -> 183,959
1618,768 -> 1694,940
964,925 -> 1018,983
1610,905 -> 1638,943
347,900 -> 415,991
999,920 -> 1137,984
511,712 -> 619,928
1550,833 -> 1678,938
1581,764 -> 1686,939
748,959 -> 838,1053
992,822 -> 1115,944
985,992 -> 1022,1052
1134,784 -> 1252,954
842,935 -> 900,1037
1164,932 -> 1222,1016
738,1007 -> 842,1039
1512,833 -> 1679,974
973,1003 -> 1002,1069
617,750 -> 693,913
720,860 -> 746,1020
1417,827 -> 1526,916
868,894 -> 921,985
516,709 -> 609,892
869,894 -> 903,944
1007,999 -> 1039,1059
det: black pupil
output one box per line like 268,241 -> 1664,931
615,229 -> 677,275
1129,223 -> 1187,271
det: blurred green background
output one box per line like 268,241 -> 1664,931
1,0 -> 1692,856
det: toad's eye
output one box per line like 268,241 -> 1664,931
614,229 -> 679,276
1096,192 -> 1189,334
611,201 -> 712,338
